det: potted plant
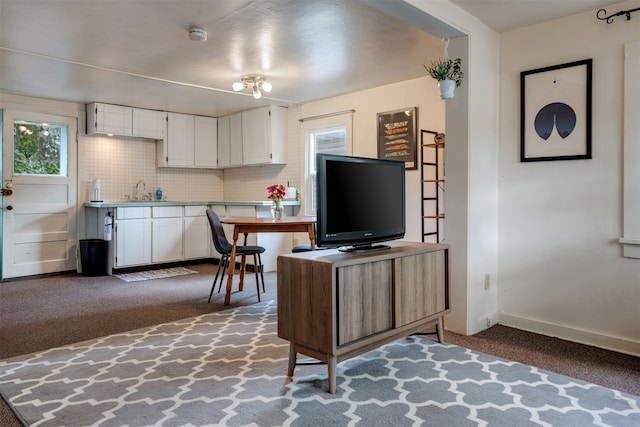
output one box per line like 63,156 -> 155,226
423,57 -> 464,99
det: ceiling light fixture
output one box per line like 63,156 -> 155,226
232,74 -> 272,99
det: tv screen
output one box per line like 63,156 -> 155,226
316,153 -> 405,252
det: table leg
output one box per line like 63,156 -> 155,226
308,224 -> 316,251
238,255 -> 246,291
224,228 -> 240,305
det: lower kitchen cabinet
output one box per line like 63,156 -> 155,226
183,205 -> 211,260
115,207 -> 151,267
152,206 -> 183,263
86,201 -> 300,273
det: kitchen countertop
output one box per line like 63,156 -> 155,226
84,200 -> 300,208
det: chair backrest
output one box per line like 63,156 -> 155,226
206,209 -> 233,255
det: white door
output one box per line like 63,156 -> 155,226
2,110 -> 78,279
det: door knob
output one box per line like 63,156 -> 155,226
6,205 -> 13,210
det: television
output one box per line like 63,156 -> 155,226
316,153 -> 405,252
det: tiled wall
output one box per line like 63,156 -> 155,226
82,134 -> 225,202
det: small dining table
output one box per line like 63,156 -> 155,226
220,217 -> 317,305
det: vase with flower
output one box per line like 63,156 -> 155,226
267,184 -> 286,220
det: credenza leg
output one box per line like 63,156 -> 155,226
436,317 -> 445,343
328,355 -> 337,394
287,344 -> 297,377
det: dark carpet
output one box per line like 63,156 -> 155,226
0,263 -> 638,426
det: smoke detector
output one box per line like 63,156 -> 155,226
188,28 -> 207,42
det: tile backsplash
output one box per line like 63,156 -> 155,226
81,127 -> 301,204
82,134 -> 224,202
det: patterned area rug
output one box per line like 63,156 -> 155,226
114,266 -> 196,282
0,301 -> 638,426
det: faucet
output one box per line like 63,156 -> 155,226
134,180 -> 146,201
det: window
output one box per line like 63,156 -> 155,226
302,114 -> 352,215
13,120 -> 68,176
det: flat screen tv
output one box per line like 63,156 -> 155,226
316,153 -> 405,252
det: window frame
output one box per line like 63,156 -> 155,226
301,114 -> 353,216
13,119 -> 69,177
621,41 -> 640,259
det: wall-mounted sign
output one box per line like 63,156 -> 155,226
377,107 -> 417,170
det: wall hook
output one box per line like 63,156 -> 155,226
597,7 -> 640,24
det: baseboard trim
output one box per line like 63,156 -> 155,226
499,313 -> 640,357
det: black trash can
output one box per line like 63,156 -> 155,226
79,239 -> 108,276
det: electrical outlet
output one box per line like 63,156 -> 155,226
484,273 -> 490,290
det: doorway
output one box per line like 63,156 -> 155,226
1,110 -> 78,279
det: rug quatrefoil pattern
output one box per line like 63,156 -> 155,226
0,300 -> 638,426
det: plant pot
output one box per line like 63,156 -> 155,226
438,80 -> 456,99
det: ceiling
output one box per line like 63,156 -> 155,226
0,0 -> 624,117
449,0 -> 623,33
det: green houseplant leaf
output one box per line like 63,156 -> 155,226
424,58 -> 464,87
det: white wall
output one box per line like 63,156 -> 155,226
498,0 -> 640,356
404,0 -> 501,335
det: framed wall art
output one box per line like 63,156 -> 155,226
520,59 -> 592,162
377,107 -> 417,169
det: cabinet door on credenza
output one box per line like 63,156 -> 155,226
394,250 -> 447,327
336,260 -> 393,346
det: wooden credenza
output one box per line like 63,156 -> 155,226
277,241 -> 450,393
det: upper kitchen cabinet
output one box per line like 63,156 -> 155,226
242,106 -> 287,165
194,116 -> 218,168
217,106 -> 287,168
87,103 -> 133,136
86,103 -> 165,139
157,113 -> 218,168
217,113 -> 243,168
132,108 -> 166,139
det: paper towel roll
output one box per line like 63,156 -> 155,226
91,179 -> 102,202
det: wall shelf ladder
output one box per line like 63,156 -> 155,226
421,130 -> 445,243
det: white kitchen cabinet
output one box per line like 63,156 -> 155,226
87,103 -> 133,136
132,108 -> 166,139
87,103 -> 165,139
158,113 -> 217,168
217,106 -> 287,168
114,207 -> 151,267
216,112 -> 247,168
152,206 -> 183,263
242,106 -> 287,165
183,205 -> 211,260
217,115 -> 231,168
159,112 -> 194,167
194,116 -> 218,168
229,113 -> 243,166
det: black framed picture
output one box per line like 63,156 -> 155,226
520,59 -> 592,162
377,107 -> 417,169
